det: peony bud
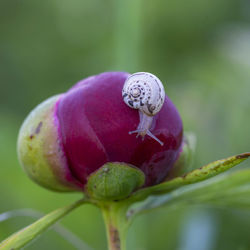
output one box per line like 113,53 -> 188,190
18,72 -> 183,193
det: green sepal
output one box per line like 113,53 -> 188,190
169,132 -> 196,177
17,95 -> 81,192
85,162 -> 145,201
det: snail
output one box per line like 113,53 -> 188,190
122,72 -> 165,146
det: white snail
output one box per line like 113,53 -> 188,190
122,72 -> 165,146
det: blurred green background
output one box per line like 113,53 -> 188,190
0,0 -> 250,249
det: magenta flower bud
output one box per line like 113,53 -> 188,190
18,72 -> 183,193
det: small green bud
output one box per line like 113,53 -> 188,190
168,132 -> 196,178
86,162 -> 145,201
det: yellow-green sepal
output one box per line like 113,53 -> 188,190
17,95 -> 82,192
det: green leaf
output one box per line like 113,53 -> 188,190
128,169 -> 250,216
127,152 -> 250,208
0,209 -> 92,250
0,199 -> 86,250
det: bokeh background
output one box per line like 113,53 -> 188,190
0,0 -> 250,249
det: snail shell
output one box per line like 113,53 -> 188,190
122,72 -> 166,146
122,72 -> 165,116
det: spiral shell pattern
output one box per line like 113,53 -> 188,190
122,72 -> 165,116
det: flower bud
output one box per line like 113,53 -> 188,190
86,162 -> 145,201
18,72 -> 183,193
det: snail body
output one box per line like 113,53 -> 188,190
122,72 -> 165,146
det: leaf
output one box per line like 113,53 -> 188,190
0,209 -> 92,250
0,199 -> 86,250
128,169 -> 250,216
126,152 -> 250,211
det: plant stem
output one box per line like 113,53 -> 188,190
101,202 -> 129,250
113,0 -> 142,72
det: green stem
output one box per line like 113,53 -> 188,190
101,202 -> 130,250
114,0 -> 142,71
